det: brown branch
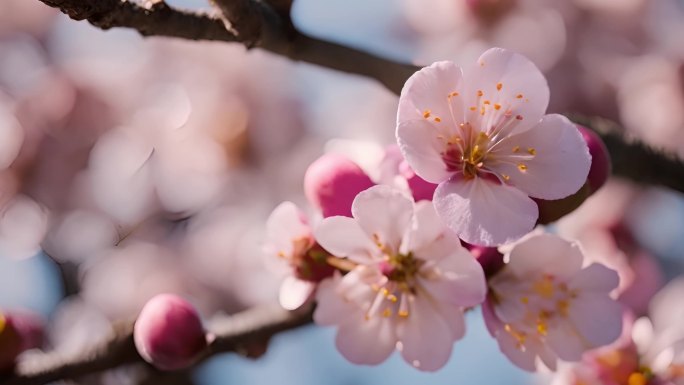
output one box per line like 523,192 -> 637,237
3,304 -> 313,385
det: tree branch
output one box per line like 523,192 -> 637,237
3,304 -> 313,385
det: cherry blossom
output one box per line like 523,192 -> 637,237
484,232 -> 623,371
265,202 -> 334,310
313,185 -> 486,371
396,48 -> 591,246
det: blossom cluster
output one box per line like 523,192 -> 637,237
264,48 -> 624,372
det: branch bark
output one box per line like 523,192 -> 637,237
3,304 -> 313,385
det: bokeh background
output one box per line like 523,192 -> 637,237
2,0 -> 684,383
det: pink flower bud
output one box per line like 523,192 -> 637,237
465,244 -> 505,278
577,125 -> 611,193
0,314 -> 23,373
134,294 -> 207,371
398,161 -> 437,201
465,0 -> 517,24
304,154 -> 375,217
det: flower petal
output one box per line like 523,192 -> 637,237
279,276 -> 316,310
405,200 -> 448,252
352,185 -> 414,253
335,316 -> 396,365
418,245 -> 486,307
398,61 -> 466,127
314,216 -> 377,263
569,294 -> 623,347
314,274 -> 356,326
266,202 -> 310,256
397,119 -> 453,184
488,114 -> 591,200
545,321 -> 586,361
433,176 -> 538,246
463,48 -> 550,136
396,296 -> 454,371
496,331 -> 538,372
568,263 -> 619,293
505,233 -> 583,281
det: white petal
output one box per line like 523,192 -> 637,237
397,119 -> 453,184
488,114 -> 591,200
279,276 -> 316,310
335,315 -> 396,365
266,202 -> 310,256
434,176 -> 538,246
569,294 -> 623,347
398,61 -> 466,127
568,263 -> 619,293
506,233 -> 583,281
396,296 -> 454,371
463,48 -> 550,136
314,216 -> 377,263
545,321 -> 586,361
351,185 -> 413,253
496,332 -> 538,372
418,245 -> 486,307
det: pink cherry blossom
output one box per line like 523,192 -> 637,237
313,185 -> 486,371
265,202 -> 334,310
396,48 -> 591,246
483,233 -> 623,371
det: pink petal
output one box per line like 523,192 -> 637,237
488,114 -> 591,200
397,61 -> 466,127
506,233 -> 583,281
396,296 -> 454,371
433,176 -> 538,246
545,321 -> 586,361
396,119 -> 453,184
351,185 -> 413,253
335,316 -> 396,365
314,216 -> 377,264
569,294 -> 623,347
279,276 -> 316,310
405,200 -> 447,252
463,48 -> 550,136
496,331 -> 538,371
568,263 -> 620,293
266,202 -> 310,256
313,274 -> 356,326
417,244 -> 486,307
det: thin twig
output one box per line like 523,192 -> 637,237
3,304 -> 313,385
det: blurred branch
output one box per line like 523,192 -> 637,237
572,115 -> 684,194
36,0 -> 418,94
3,304 -> 313,385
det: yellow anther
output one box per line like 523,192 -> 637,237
364,314 -> 371,321
533,277 -> 553,297
516,94 -> 524,99
537,321 -> 548,336
483,100 -> 491,105
512,146 -> 520,153
628,373 -> 648,385
381,288 -> 390,296
398,310 -> 409,318
382,308 -> 392,318
423,110 -> 431,119
527,148 -> 536,155
520,296 -> 528,304
448,91 -> 460,97
557,300 -> 570,316
277,251 -> 286,258
469,106 -> 477,111
434,117 -> 441,123
480,107 -> 485,116
477,90 -> 484,97
494,103 -> 502,110
502,174 -> 510,181
496,82 -> 503,91
518,163 -> 528,172
387,294 -> 398,303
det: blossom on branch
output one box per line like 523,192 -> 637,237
265,202 -> 334,310
484,233 -> 623,371
396,47 -> 591,246
312,185 -> 486,371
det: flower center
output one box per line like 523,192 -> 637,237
441,123 -> 492,179
380,252 -> 422,289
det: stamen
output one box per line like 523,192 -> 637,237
512,146 -> 520,153
469,106 -> 477,111
423,110 -> 431,119
494,103 -> 502,110
398,294 -> 410,318
516,115 -> 524,120
434,117 -> 441,123
527,148 -> 536,155
518,163 -> 528,172
496,82 -> 503,91
516,94 -> 524,99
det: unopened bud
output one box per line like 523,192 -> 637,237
134,294 -> 207,371
0,313 -> 23,373
398,161 -> 437,201
304,154 -> 375,217
577,125 -> 611,193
